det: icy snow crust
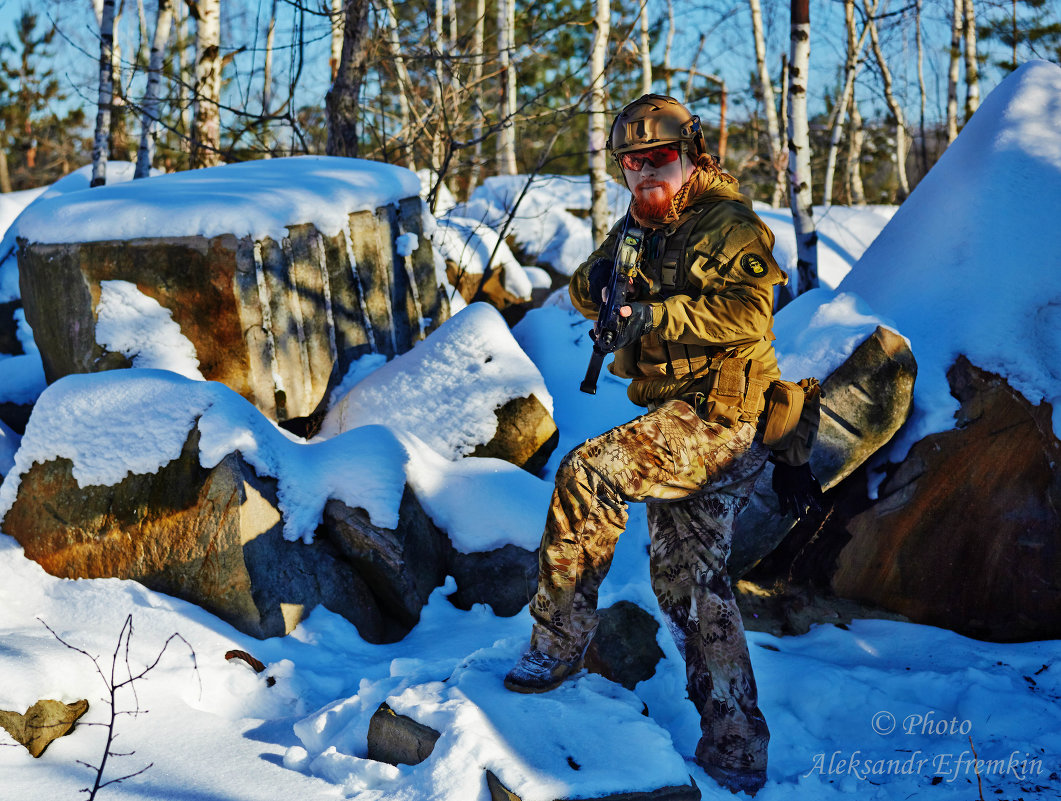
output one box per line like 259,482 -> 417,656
839,60 -> 1061,453
13,156 -> 421,245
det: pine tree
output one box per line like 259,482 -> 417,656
0,12 -> 88,190
979,0 -> 1061,72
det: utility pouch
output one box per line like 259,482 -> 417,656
764,378 -> 821,466
693,356 -> 768,427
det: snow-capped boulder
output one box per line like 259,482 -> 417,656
832,357 -> 1061,641
14,157 -> 448,424
323,303 -> 557,473
433,216 -> 533,312
818,61 -> 1061,641
731,314 -> 916,576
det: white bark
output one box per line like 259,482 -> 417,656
823,0 -> 872,206
845,94 -> 866,204
787,0 -> 817,295
496,0 -> 517,175
749,0 -> 785,207
865,0 -> 909,198
663,0 -> 675,95
91,0 -> 117,187
175,0 -> 191,147
331,0 -> 344,82
947,0 -> 961,142
962,0 -> 980,119
263,0 -> 278,114
589,0 -> 611,244
466,0 -> 487,195
916,0 -> 928,173
639,0 -> 652,95
191,0 -> 222,168
432,0 -> 446,176
135,0 -> 174,178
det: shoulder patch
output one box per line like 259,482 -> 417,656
741,253 -> 767,278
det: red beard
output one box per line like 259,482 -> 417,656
631,182 -> 676,223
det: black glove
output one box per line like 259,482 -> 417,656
611,302 -> 655,350
588,258 -> 611,304
771,461 -> 824,520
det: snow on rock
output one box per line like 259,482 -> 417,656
95,280 -> 205,379
13,156 -> 421,245
321,303 -> 552,459
0,370 -> 409,543
838,60 -> 1061,457
0,163 -> 147,303
431,215 -> 533,300
773,288 -> 904,382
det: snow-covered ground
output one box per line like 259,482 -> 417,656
1,62 -> 1060,801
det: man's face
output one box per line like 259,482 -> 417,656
621,144 -> 687,221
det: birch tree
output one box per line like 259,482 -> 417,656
845,94 -> 867,203
263,0 -> 278,114
639,0 -> 652,95
466,0 -> 487,194
865,0 -> 910,198
90,0 -> 117,187
946,0 -> 962,142
135,0 -> 174,178
190,0 -> 222,168
822,0 -> 872,205
748,0 -> 785,207
787,0 -> 817,295
962,0 -> 981,119
497,0 -> 517,175
326,0 -> 372,157
331,0 -> 344,81
589,0 -> 611,244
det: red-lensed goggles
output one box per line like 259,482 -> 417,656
617,144 -> 681,171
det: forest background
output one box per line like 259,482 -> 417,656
0,0 -> 1058,224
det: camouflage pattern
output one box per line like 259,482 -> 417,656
528,398 -> 769,772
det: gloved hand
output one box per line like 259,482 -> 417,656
588,258 -> 611,304
611,302 -> 655,350
771,460 -> 824,520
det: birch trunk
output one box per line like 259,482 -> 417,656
663,0 -> 675,95
865,0 -> 909,199
589,0 -> 611,244
381,0 -> 415,169
639,0 -> 652,95
135,0 -> 174,178
431,0 -> 445,176
916,0 -> 928,174
496,0 -> 517,175
190,0 -> 222,168
466,0 -> 487,195
91,0 -> 117,187
263,0 -> 277,114
109,5 -> 127,162
822,0 -> 871,206
331,0 -> 344,82
748,0 -> 784,207
946,0 -> 962,142
175,0 -> 191,150
787,0 -> 817,295
845,93 -> 866,204
962,0 -> 980,120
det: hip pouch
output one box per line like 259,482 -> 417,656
763,378 -> 821,465
693,356 -> 768,427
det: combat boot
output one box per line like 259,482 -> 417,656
700,763 -> 767,797
503,649 -> 581,693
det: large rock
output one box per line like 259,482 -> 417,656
1,428 -> 387,641
470,394 -> 560,474
324,490 -> 448,629
445,542 -> 539,616
17,199 -> 447,424
730,326 -> 916,576
366,702 -> 441,766
831,357 -> 1061,642
584,601 -> 665,690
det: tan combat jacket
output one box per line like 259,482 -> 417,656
570,176 -> 787,408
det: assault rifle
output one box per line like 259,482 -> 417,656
580,214 -> 646,394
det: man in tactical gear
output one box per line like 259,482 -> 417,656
504,94 -> 822,797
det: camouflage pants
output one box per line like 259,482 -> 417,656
529,398 -> 770,773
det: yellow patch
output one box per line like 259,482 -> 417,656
741,254 -> 767,277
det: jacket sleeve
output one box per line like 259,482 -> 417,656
651,218 -> 785,347
568,220 -> 624,320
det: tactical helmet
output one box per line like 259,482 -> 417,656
606,94 -> 707,162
